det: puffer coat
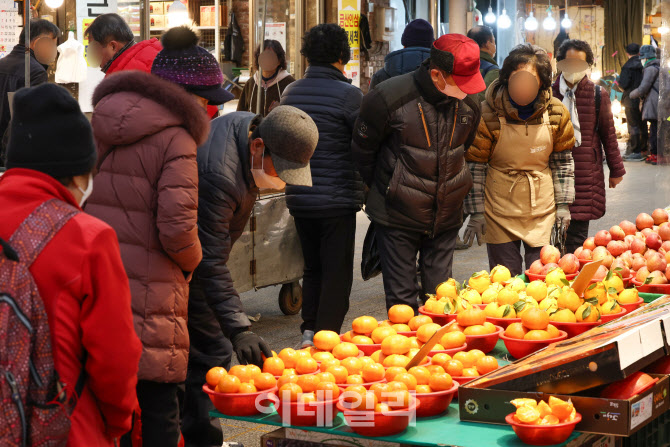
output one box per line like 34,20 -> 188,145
369,47 -> 431,89
552,76 -> 626,221
353,60 -> 480,237
86,71 -> 210,383
630,58 -> 660,121
281,64 -> 365,218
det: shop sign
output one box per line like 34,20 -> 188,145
265,22 -> 286,54
337,0 -> 360,87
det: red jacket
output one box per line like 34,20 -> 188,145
105,38 -> 162,76
0,169 -> 142,447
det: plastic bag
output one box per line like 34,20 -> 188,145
361,221 -> 382,281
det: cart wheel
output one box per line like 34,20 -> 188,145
279,281 -> 302,315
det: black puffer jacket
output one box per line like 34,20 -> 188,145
190,112 -> 260,337
352,60 -> 480,236
280,64 -> 365,217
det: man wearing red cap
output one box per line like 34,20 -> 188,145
352,34 -> 484,311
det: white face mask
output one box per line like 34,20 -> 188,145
562,70 -> 587,85
251,151 -> 286,190
77,173 -> 94,207
438,73 -> 467,100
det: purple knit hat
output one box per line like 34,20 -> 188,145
151,26 -> 233,105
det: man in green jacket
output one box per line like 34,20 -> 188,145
467,25 -> 499,104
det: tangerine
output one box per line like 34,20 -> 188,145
427,365 -> 446,375
326,365 -> 349,384
475,356 -> 499,375
381,334 -> 411,355
371,326 -> 397,344
445,360 -> 464,377
540,415 -> 560,425
262,357 -> 285,376
351,335 -> 375,345
453,351 -> 475,368
296,358 -> 319,374
382,354 -> 410,368
254,372 -> 277,391
430,353 -> 452,367
362,363 -> 385,382
316,372 -> 336,383
278,348 -> 299,369
276,374 -> 299,389
408,366 -> 431,385
416,323 -> 441,343
388,304 -> 415,324
550,308 -> 577,323
408,315 -> 433,331
369,382 -> 388,401
461,368 -> 480,377
521,307 -> 550,330
352,316 -> 379,334
319,358 -> 340,372
299,393 -> 317,404
575,303 -> 600,323
385,388 -> 411,408
524,330 -> 551,341
428,373 -> 453,391
342,385 -> 367,404
440,331 -> 466,349
246,365 -> 261,379
279,383 -> 302,402
457,307 -> 487,327
464,325 -> 489,336
483,322 -> 497,334
341,331 -> 355,342
216,375 -> 241,393
548,396 -> 574,421
332,342 -> 359,360
312,351 -> 335,363
316,382 -> 340,400
340,357 -> 363,375
346,374 -> 365,385
393,373 -> 418,390
228,365 -> 254,383
546,324 -> 561,338
206,367 -> 227,388
415,385 -> 433,394
384,366 -> 407,382
392,323 -> 412,332
313,330 -> 341,351
537,400 -> 552,418
296,374 -> 321,393
516,405 -> 541,424
505,322 -> 528,340
238,383 -> 257,393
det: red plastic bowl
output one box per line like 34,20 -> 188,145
418,306 -> 450,325
550,320 -> 602,338
525,270 -> 579,282
486,316 -> 522,329
426,343 -> 468,357
272,394 -> 339,426
336,395 -> 419,437
601,372 -> 659,399
397,331 -> 416,337
202,384 -> 276,416
618,297 -> 645,314
273,371 -> 318,380
338,379 -> 386,390
631,278 -> 670,294
500,331 -> 568,359
464,325 -> 503,353
579,259 -> 593,267
600,308 -> 628,323
506,412 -> 582,446
413,381 -> 458,417
474,303 -> 488,310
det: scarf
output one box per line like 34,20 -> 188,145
509,98 -> 537,120
559,74 -> 581,147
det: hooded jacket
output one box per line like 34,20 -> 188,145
630,58 -> 660,121
0,169 -> 142,447
86,71 -> 209,383
369,47 -> 431,89
237,69 -> 295,116
619,55 -> 643,108
104,38 -> 162,76
353,60 -> 480,236
552,76 -> 625,221
190,112 -> 261,336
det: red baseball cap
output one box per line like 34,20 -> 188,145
431,34 -> 486,95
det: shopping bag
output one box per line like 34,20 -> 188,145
361,221 -> 382,281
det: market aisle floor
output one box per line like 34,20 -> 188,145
217,161 -> 670,446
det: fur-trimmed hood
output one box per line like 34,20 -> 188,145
92,70 -> 210,147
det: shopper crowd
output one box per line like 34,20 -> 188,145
1,13 -> 656,447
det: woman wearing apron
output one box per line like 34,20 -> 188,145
463,44 -> 576,276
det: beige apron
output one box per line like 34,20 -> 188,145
484,110 -> 556,247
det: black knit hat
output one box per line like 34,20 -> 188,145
6,84 -> 96,178
401,19 -> 434,49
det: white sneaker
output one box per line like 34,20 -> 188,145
301,330 -> 315,348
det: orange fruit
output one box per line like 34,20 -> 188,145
316,371 -> 336,383
440,331 -> 466,349
461,368 -> 480,377
379,320 -> 393,327
228,365 -> 254,383
216,375 -> 241,393
276,374 -> 299,389
447,324 -> 468,333
428,373 -> 453,391
312,351 -> 335,363
342,385 -> 367,404
475,356 -> 499,375
327,365 -> 349,384
370,350 -> 383,363
341,357 -> 363,375
505,322 -> 529,340
457,307 -> 487,327
246,365 -> 262,380
299,393 -> 317,404
239,382 -> 257,393
362,363 -> 385,382
388,304 -> 414,324
469,349 -> 486,362
427,365 -> 446,375
254,372 -> 277,391
384,388 -> 411,408
282,369 -> 297,376
540,415 -> 560,425
392,323 -> 412,332
417,323 -> 442,343
546,324 -> 561,339
408,366 -> 431,385
415,385 -> 433,394
332,342 -> 359,360
393,373 -> 418,390
262,357 -> 285,376
516,405 -> 541,424
278,348 -> 299,369
313,330 -> 341,351
510,398 -> 538,409
354,391 -> 378,411
408,315 -> 433,331
316,381 -> 340,400
341,331 -> 355,342
346,374 -> 364,385
550,309 -> 577,323
482,322 -> 497,334
548,396 -> 574,421
206,367 -> 227,388
537,400 -> 552,418
351,335 -> 374,345
296,357 -> 319,374
359,355 -> 376,369
382,354 -> 410,368
521,308 -> 550,331
453,351 -> 475,368
464,325 -> 489,336
407,348 -> 430,366
375,402 -> 392,413
369,382 -> 388,401
297,374 -> 321,393
408,337 -> 421,349
381,334 -> 411,355
352,316 -> 379,335
384,366 -> 407,382
279,383 -> 302,402
319,358 -> 340,372
370,326 -> 397,344
445,360 -> 464,377
386,380 -> 409,392
430,353 -> 452,367
524,330 -> 551,341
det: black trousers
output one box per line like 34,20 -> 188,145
294,214 -> 356,334
565,220 -> 590,255
486,241 -> 542,277
376,224 -> 458,311
120,380 -> 181,447
181,286 -> 234,447
625,99 -> 647,153
649,120 -> 658,155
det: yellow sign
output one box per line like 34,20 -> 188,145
337,0 -> 361,87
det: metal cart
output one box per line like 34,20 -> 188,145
228,192 -> 304,315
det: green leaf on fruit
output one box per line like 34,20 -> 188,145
503,305 -> 512,318
583,306 -> 591,319
645,276 -> 653,285
606,270 -> 613,281
587,283 -> 597,291
614,267 -> 623,272
561,278 -> 570,287
608,287 -> 619,295
586,297 -> 599,306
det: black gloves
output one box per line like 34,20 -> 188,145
231,330 -> 272,367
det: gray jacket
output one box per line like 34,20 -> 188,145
630,58 -> 659,121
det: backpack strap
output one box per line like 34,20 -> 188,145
8,199 -> 79,267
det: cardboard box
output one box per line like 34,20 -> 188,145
459,374 -> 670,436
149,14 -> 165,28
149,2 -> 164,14
261,428 -> 408,447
